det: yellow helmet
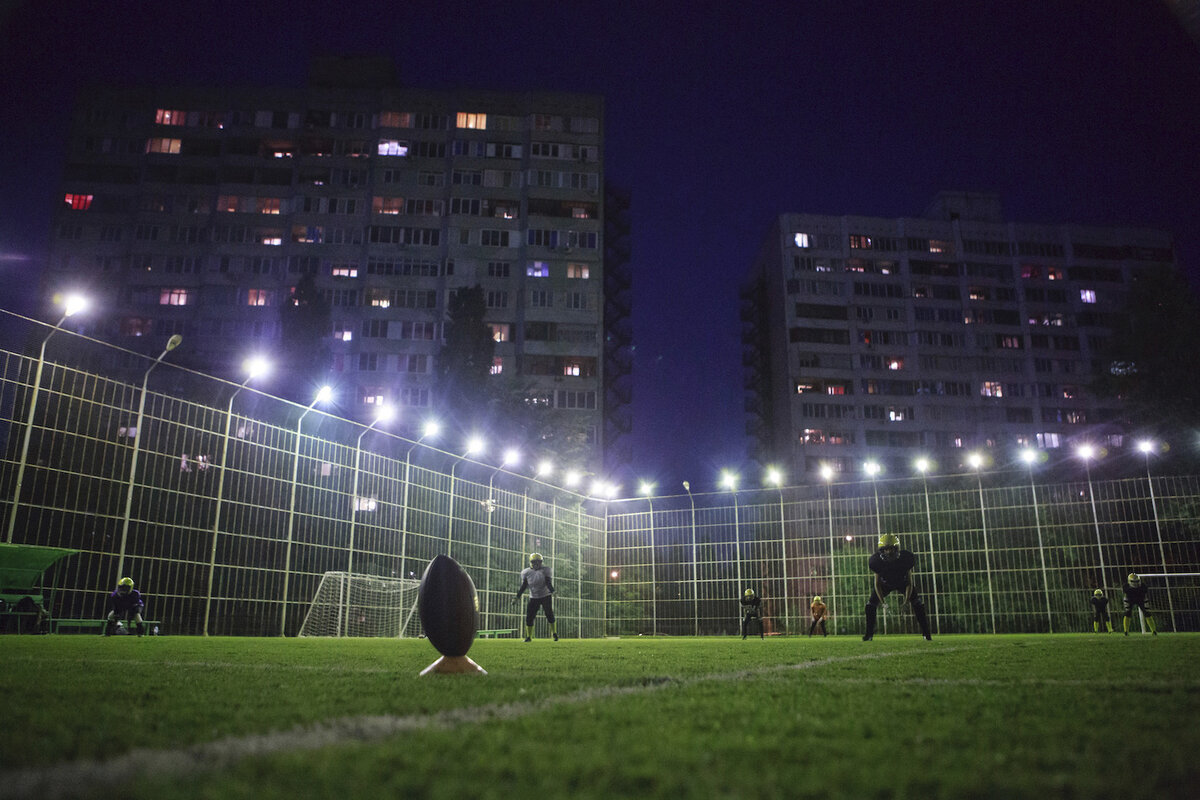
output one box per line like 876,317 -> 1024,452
1093,589 -> 1104,598
743,588 -> 755,598
1127,573 -> 1142,586
812,595 -> 822,604
117,577 -> 134,588
878,533 -> 900,549
529,553 -> 543,566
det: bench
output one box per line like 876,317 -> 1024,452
477,628 -> 517,639
53,618 -> 161,635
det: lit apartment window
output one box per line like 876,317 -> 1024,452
379,111 -> 412,128
527,262 -> 549,277
247,289 -> 270,307
490,357 -> 503,375
216,195 -> 240,213
333,323 -> 353,342
567,263 -> 589,279
794,233 -> 811,248
887,358 -> 904,370
331,265 -> 358,278
160,288 -> 189,306
257,198 -> 282,214
63,193 -> 94,211
146,137 -> 182,154
372,197 -> 405,215
929,239 -> 952,254
849,234 -> 873,249
563,361 -> 582,377
489,323 -> 510,342
155,109 -> 187,126
353,496 -> 377,512
261,235 -> 283,246
1047,267 -> 1063,280
456,112 -> 487,129
1080,289 -> 1097,304
377,139 -> 409,156
981,381 -> 1004,398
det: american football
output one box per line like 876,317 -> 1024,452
417,554 -> 479,657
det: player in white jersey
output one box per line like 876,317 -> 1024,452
514,552 -> 558,641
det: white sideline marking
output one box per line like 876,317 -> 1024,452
0,647 -> 962,800
7,657 -> 395,674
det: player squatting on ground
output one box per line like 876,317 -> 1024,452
105,577 -> 147,636
514,552 -> 558,642
864,533 -> 933,641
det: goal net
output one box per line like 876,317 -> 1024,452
1126,572 -> 1200,634
297,571 -> 421,638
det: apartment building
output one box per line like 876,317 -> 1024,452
742,192 -> 1176,478
44,57 -> 613,469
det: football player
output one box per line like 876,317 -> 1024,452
808,595 -> 828,637
1121,573 -> 1158,636
1090,588 -> 1113,633
105,577 -> 147,636
740,588 -> 763,639
514,553 -> 557,641
863,533 -> 932,641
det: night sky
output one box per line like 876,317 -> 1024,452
2,1 -> 1199,491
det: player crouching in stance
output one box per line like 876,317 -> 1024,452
1122,573 -> 1157,636
1090,588 -> 1113,633
105,577 -> 146,636
740,588 -> 763,639
514,553 -> 557,642
808,595 -> 828,637
863,534 -> 932,641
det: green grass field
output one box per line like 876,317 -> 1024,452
1,633 -> 1197,799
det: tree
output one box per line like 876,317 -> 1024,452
436,285 -> 495,433
278,273 -> 331,401
1092,265 -> 1200,438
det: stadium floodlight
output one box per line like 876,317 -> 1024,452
720,470 -> 739,491
967,452 -> 984,470
501,448 -> 521,467
344,405 -> 394,633
764,466 -> 790,630
564,469 -> 583,488
610,570 -> 620,580
447,436 -> 486,559
1136,440 -> 1176,629
683,480 -> 699,635
864,460 -> 881,536
1137,439 -> 1156,455
1020,445 -> 1053,632
913,455 -> 940,634
864,460 -> 881,477
968,450 -> 997,633
638,480 -> 659,634
1076,443 -> 1096,461
1075,442 -> 1107,594
819,464 -> 834,483
638,481 -> 655,496
765,467 -> 783,487
465,435 -> 485,457
399,418 -> 441,581
914,457 -> 931,474
204,355 -> 269,635
1020,448 -> 1038,466
5,291 -> 93,544
536,460 -> 554,478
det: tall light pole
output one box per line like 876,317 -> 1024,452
821,464 -> 836,632
446,435 -> 485,558
765,467 -> 790,634
115,334 -> 182,580
279,385 -> 331,636
968,452 -> 996,634
1077,444 -> 1107,590
864,460 -> 882,538
638,481 -> 657,636
345,404 -> 394,636
914,457 -> 940,634
683,480 -> 699,636
721,470 -> 742,634
398,419 -> 440,582
483,447 -> 519,628
1138,440 -> 1176,630
6,293 -> 88,544
203,355 -> 269,636
1020,448 -> 1054,632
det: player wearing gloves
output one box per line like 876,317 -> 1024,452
1121,573 -> 1158,636
1090,588 -> 1113,633
514,553 -> 557,641
863,534 -> 932,641
740,588 -> 763,639
105,577 -> 147,636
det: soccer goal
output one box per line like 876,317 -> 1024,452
1129,572 -> 1200,634
297,572 -> 422,638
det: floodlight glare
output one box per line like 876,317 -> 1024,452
61,293 -> 89,317
465,435 -> 485,456
1020,448 -> 1038,465
564,470 -> 582,487
1076,443 -> 1095,460
421,420 -> 441,439
536,460 -> 554,478
502,448 -> 521,466
1137,440 -> 1155,455
720,471 -> 738,491
243,355 -> 270,379
819,464 -> 834,482
914,458 -> 930,474
314,385 -> 333,404
765,467 -> 783,486
638,481 -> 655,496
864,461 -> 881,477
373,405 -> 395,424
967,452 -> 984,470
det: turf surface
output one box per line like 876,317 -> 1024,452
1,633 -> 1196,799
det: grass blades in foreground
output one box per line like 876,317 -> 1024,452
1,634 -> 1197,799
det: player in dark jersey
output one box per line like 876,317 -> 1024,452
863,534 -> 932,641
514,553 -> 557,641
1122,573 -> 1158,636
1090,589 -> 1113,633
105,576 -> 147,636
740,588 -> 763,639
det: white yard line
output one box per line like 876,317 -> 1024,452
0,645 -> 972,800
